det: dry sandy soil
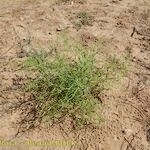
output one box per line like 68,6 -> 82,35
0,0 -> 150,150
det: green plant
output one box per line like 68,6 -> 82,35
74,12 -> 93,30
106,56 -> 128,80
23,36 -> 129,130
24,51 -> 106,129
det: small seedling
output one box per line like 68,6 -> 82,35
74,12 -> 93,30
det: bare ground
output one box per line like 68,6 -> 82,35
0,0 -> 150,149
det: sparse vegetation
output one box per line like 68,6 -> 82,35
106,55 -> 129,80
73,11 -> 93,30
57,0 -> 86,4
58,0 -> 72,4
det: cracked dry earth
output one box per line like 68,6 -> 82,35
0,0 -> 150,150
